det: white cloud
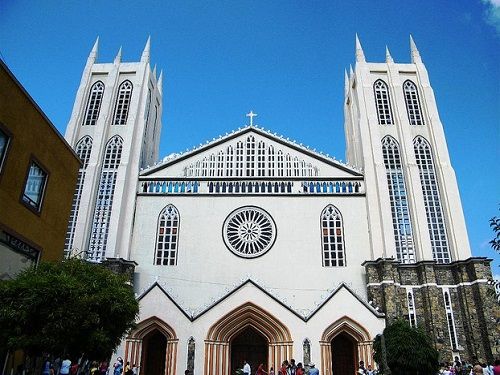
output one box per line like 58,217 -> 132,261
482,0 -> 500,34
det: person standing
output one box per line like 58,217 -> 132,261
296,363 -> 304,375
308,362 -> 319,375
114,357 -> 124,375
243,360 -> 251,375
60,358 -> 72,375
288,359 -> 297,375
256,364 -> 268,375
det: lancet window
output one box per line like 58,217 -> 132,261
443,290 -> 458,349
209,154 -> 216,177
246,136 -> 255,176
277,151 -> 284,177
286,154 -> 292,177
403,80 -> 424,125
407,289 -> 417,328
374,79 -> 393,125
236,142 -> 244,176
65,136 -> 93,256
382,136 -> 415,263
226,146 -> 233,177
257,141 -> 265,176
155,204 -> 180,265
268,146 -> 275,176
217,151 -> 224,177
321,205 -> 346,267
83,81 -> 104,126
413,136 -> 450,263
88,136 -> 123,262
112,80 -> 133,125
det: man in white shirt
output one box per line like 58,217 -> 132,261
243,360 -> 251,375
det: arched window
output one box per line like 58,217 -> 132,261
407,289 -> 417,328
155,204 -> 180,265
217,151 -> 224,177
321,205 -> 346,267
403,80 -> 424,125
246,136 -> 255,176
413,136 -> 450,263
83,81 -> 104,126
209,154 -> 216,177
226,146 -> 233,177
268,146 -> 275,177
201,157 -> 208,177
113,80 -> 133,125
236,141 -> 244,177
382,136 -> 415,263
277,151 -> 284,177
374,79 -> 393,125
257,141 -> 266,176
64,136 -> 93,256
286,154 -> 292,177
88,136 -> 123,262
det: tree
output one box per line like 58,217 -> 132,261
0,259 -> 139,361
489,215 -> 500,303
373,319 -> 439,375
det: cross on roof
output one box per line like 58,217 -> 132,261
246,111 -> 257,126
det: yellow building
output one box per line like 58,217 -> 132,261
0,59 -> 80,280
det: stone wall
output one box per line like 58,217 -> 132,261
363,257 -> 499,363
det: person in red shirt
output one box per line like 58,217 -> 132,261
256,364 -> 268,375
296,362 -> 305,375
493,359 -> 500,375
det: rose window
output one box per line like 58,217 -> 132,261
223,206 -> 276,258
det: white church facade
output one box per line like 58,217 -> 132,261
63,36 -> 498,375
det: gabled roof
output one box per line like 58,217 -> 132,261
137,278 -> 384,322
141,125 -> 363,177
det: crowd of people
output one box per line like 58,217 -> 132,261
239,358 -> 318,375
439,357 -> 500,375
39,356 -> 138,375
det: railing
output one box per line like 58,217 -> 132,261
138,179 -> 364,195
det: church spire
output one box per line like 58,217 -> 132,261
87,37 -> 99,64
410,34 -> 422,63
355,34 -> 366,63
152,64 -> 157,78
114,46 -> 122,65
141,36 -> 151,63
344,68 -> 349,88
385,46 -> 394,63
158,70 -> 163,94
349,64 -> 354,78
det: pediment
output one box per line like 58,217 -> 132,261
141,126 -> 362,179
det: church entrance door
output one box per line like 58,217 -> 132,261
230,327 -> 268,374
331,332 -> 357,375
141,330 -> 167,375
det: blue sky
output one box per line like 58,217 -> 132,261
1,0 -> 499,271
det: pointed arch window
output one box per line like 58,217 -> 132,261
226,146 -> 233,177
268,146 -> 275,177
112,80 -> 133,125
217,151 -> 224,177
257,141 -> 266,176
403,80 -> 424,125
209,154 -> 216,177
321,205 -> 346,267
285,154 -> 292,177
382,136 -> 415,263
88,136 -> 123,262
374,79 -> 393,125
277,151 -> 284,177
246,136 -> 255,176
413,136 -> 450,263
443,290 -> 458,349
236,142 -> 244,176
65,136 -> 93,256
83,81 -> 104,125
155,204 -> 180,265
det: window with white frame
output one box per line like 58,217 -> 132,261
321,205 -> 346,267
382,136 -> 415,263
64,136 -> 93,256
403,80 -> 424,126
286,154 -> 292,176
112,80 -> 133,125
268,145 -> 275,176
277,151 -> 284,177
246,136 -> 255,176
226,146 -> 233,177
155,204 -> 180,265
22,160 -> 48,212
374,79 -> 393,125
217,151 -> 224,177
0,126 -> 10,173
236,141 -> 244,176
443,290 -> 459,349
83,81 -> 104,126
209,154 -> 216,177
407,289 -> 417,327
88,136 -> 123,262
257,141 -> 265,176
413,136 -> 450,263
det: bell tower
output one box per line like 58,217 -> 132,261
344,35 -> 471,263
64,37 -> 163,262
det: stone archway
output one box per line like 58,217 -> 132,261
204,302 -> 293,375
124,316 -> 178,375
320,316 -> 373,375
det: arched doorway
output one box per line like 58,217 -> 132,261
141,330 -> 167,375
205,302 -> 293,375
230,326 -> 268,374
320,316 -> 373,375
124,316 -> 178,375
331,332 -> 357,375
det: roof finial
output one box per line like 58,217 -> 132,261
141,35 -> 151,63
385,45 -> 394,63
88,36 -> 99,64
153,64 -> 157,78
349,64 -> 354,77
158,70 -> 163,93
114,46 -> 122,65
355,33 -> 366,63
410,34 -> 422,63
246,111 -> 257,126
344,68 -> 349,90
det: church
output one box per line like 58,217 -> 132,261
63,36 -> 498,374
